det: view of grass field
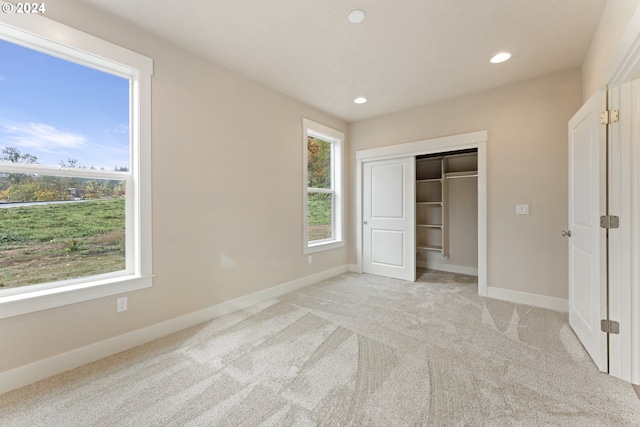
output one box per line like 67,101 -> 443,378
0,36 -> 132,291
0,199 -> 125,289
308,193 -> 332,240
0,130 -> 332,290
307,135 -> 333,241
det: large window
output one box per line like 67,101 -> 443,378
303,119 -> 344,253
0,14 -> 153,318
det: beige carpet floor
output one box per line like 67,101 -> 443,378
1,270 -> 639,426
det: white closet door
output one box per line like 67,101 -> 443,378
363,157 -> 416,281
568,87 -> 608,372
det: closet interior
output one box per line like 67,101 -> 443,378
415,149 -> 478,274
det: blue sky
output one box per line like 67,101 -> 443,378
0,38 -> 130,170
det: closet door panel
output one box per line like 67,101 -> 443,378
363,157 -> 416,281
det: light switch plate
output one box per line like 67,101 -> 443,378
516,204 -> 529,215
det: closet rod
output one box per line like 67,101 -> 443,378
445,174 -> 478,179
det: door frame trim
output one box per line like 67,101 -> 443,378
604,4 -> 640,384
355,130 -> 488,295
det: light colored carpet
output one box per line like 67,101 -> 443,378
1,270 -> 639,426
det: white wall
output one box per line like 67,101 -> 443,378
582,0 -> 640,99
349,68 -> 583,300
0,0 -> 348,375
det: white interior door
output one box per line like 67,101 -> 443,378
568,88 -> 608,372
363,157 -> 416,281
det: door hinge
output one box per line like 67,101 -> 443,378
600,215 -> 620,229
600,110 -> 619,125
601,319 -> 620,334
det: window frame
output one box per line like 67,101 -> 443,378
0,13 -> 153,319
302,118 -> 345,254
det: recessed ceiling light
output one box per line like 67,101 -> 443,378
348,9 -> 366,24
490,52 -> 511,64
354,97 -> 367,104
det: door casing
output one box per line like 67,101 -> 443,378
601,5 -> 640,384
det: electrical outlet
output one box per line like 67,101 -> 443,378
308,255 -> 312,264
117,296 -> 128,312
516,204 -> 530,215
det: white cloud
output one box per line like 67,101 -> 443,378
109,123 -> 128,135
1,121 -> 87,151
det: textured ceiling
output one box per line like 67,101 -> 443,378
81,0 -> 607,122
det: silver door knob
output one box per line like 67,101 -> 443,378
562,230 -> 572,237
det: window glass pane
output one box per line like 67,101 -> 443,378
308,192 -> 332,241
0,173 -> 126,289
307,136 -> 332,189
0,39 -> 130,171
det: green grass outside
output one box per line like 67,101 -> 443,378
308,192 -> 332,240
1,195 -> 332,289
0,198 -> 125,288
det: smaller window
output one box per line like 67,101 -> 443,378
303,118 -> 344,253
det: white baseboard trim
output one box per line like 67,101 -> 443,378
417,260 -> 478,276
487,286 -> 568,312
348,264 -> 360,273
0,264 -> 349,396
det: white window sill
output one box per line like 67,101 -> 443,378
304,240 -> 345,254
0,275 -> 153,320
